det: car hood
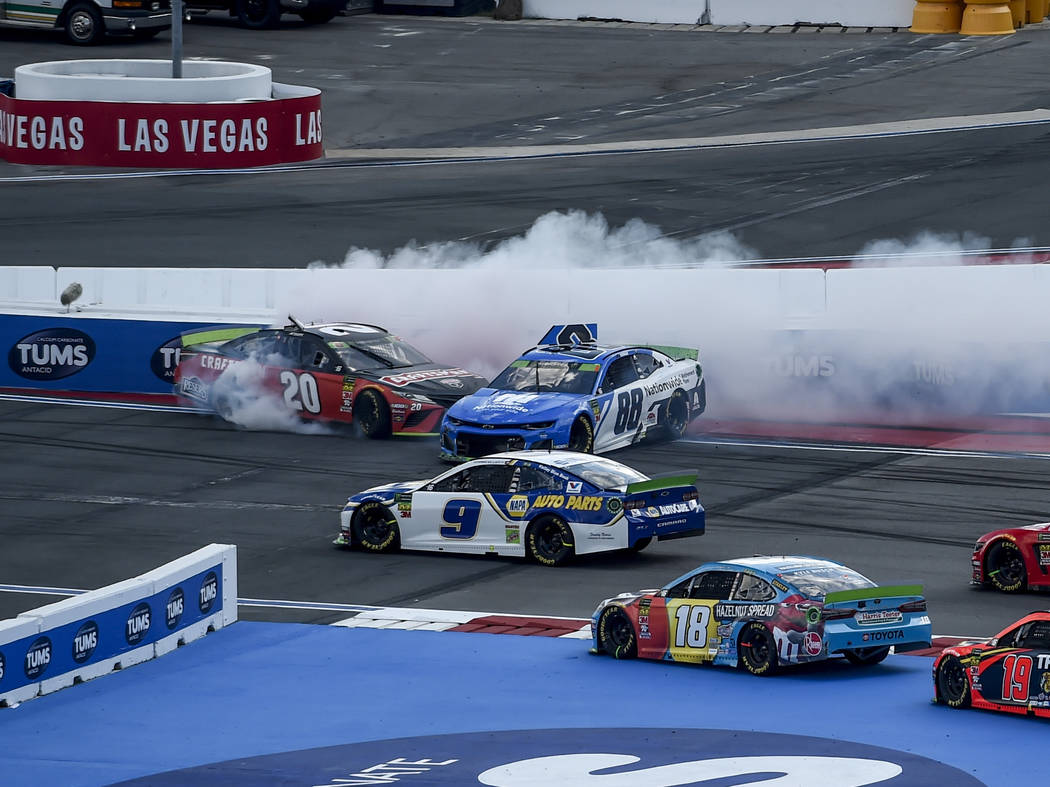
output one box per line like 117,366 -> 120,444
369,364 -> 487,408
448,389 -> 585,424
349,480 -> 429,503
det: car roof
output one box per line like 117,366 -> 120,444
662,555 -> 849,591
485,449 -> 634,472
300,322 -> 389,338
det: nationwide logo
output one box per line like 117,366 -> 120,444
72,620 -> 99,664
108,728 -> 989,787
380,368 -> 472,388
9,327 -> 96,381
24,636 -> 51,679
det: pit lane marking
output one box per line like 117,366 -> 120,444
2,109 -> 1049,183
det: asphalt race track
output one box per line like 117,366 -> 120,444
1,398 -> 1045,640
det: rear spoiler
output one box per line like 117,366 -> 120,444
638,344 -> 699,362
179,325 -> 262,349
538,323 -> 597,346
824,584 -> 924,604
626,472 -> 698,495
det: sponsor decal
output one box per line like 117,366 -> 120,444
506,495 -> 528,518
805,607 -> 822,626
125,602 -> 152,646
9,328 -> 95,381
380,368 -> 472,388
566,481 -> 582,494
714,603 -> 776,620
505,525 -> 520,545
607,497 -> 623,514
1038,533 -> 1050,542
111,728 -> 990,787
1040,544 -> 1050,567
1042,672 -> 1050,695
532,494 -> 603,512
24,636 -> 51,680
861,629 -> 905,642
589,399 -> 602,422
439,378 -> 464,389
179,376 -> 209,402
151,336 -> 184,382
200,354 -> 239,372
72,620 -> 99,665
642,375 -> 684,397
654,502 -> 692,516
166,587 -> 185,630
199,571 -> 218,615
803,631 -> 823,657
911,361 -> 955,387
856,610 -> 904,626
587,530 -> 615,540
716,623 -> 733,637
395,493 -> 412,519
769,354 -> 835,378
771,577 -> 789,593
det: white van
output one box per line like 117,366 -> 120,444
0,0 -> 172,44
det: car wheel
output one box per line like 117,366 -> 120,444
738,621 -> 778,676
844,646 -> 891,667
663,389 -> 690,440
354,389 -> 392,439
527,515 -> 574,566
936,656 -> 972,708
629,536 -> 652,553
64,3 -> 105,45
986,540 -> 1027,592
299,7 -> 337,22
351,501 -> 400,553
236,0 -> 281,28
598,607 -> 637,659
567,415 -> 594,453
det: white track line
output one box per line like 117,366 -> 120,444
681,437 -> 1050,460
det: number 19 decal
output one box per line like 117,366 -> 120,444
279,371 -> 321,414
674,605 -> 711,648
1002,653 -> 1032,702
441,499 -> 482,540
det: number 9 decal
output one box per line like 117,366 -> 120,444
441,499 -> 482,540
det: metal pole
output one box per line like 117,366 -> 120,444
172,0 -> 183,79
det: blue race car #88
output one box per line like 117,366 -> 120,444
440,324 -> 706,461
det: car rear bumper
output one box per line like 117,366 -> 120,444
823,616 -> 932,654
102,10 -> 173,33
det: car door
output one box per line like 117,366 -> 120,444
665,570 -> 735,664
408,462 -> 518,552
593,353 -> 643,450
289,335 -> 346,421
978,619 -> 1050,710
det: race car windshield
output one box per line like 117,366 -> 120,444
329,336 -> 431,369
568,459 -> 647,490
780,566 -> 876,600
489,360 -> 599,394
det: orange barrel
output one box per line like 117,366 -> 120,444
911,0 -> 964,31
960,0 -> 1016,33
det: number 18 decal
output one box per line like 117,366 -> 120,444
441,499 -> 482,540
279,371 -> 321,414
674,605 -> 711,648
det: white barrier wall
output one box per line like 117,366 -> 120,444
0,544 -> 237,707
522,0 -> 914,26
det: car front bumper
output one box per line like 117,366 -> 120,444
102,10 -> 173,33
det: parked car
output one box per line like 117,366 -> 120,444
188,0 -> 344,28
0,0 -> 172,45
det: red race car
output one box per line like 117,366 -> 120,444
174,318 -> 487,437
971,523 -> 1050,593
934,610 -> 1050,718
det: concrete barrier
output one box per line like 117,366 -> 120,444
0,544 -> 237,708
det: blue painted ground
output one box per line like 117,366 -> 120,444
0,622 -> 1040,787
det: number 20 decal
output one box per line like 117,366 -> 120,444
1002,653 -> 1033,702
673,605 -> 711,648
441,499 -> 482,540
279,371 -> 321,414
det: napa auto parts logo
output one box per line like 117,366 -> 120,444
9,328 -> 96,381
112,728 -> 987,786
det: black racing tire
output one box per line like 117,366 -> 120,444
844,646 -> 891,667
298,7 -> 337,22
354,389 -> 392,439
351,501 -> 400,553
237,0 -> 281,28
663,389 -> 690,440
567,415 -> 594,453
526,515 -> 575,566
597,607 -> 637,659
936,656 -> 972,709
629,536 -> 652,553
986,540 -> 1027,593
738,621 -> 778,676
63,3 -> 105,45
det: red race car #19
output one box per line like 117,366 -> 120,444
173,318 -> 487,437
972,523 -> 1050,593
934,610 -> 1050,718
